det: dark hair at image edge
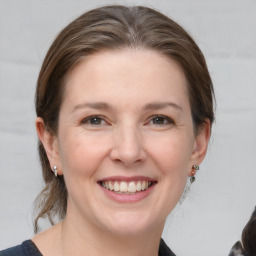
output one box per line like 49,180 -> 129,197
241,207 -> 256,256
34,5 -> 215,233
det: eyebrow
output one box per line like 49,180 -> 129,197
143,102 -> 183,112
72,102 -> 112,112
72,101 -> 183,112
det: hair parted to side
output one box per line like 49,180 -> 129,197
34,5 -> 215,233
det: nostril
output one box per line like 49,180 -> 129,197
110,146 -> 147,166
109,129 -> 146,165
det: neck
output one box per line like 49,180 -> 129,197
59,210 -> 163,256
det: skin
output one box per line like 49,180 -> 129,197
35,49 -> 210,256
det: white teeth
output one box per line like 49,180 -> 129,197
141,181 -> 146,190
102,180 -> 152,193
136,181 -> 142,191
109,182 -> 114,191
128,181 -> 136,192
114,181 -> 119,192
120,182 -> 128,192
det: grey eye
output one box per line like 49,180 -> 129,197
89,117 -> 102,125
152,116 -> 166,125
150,116 -> 173,125
82,116 -> 105,126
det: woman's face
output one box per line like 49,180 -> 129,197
48,49 -> 208,236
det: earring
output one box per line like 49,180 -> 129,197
190,165 -> 199,183
53,166 -> 58,177
192,165 -> 199,171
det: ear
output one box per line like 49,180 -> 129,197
35,117 -> 63,175
190,119 -> 211,166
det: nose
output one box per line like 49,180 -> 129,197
110,124 -> 147,166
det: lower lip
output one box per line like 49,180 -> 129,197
99,183 -> 156,203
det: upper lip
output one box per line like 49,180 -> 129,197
98,176 -> 157,182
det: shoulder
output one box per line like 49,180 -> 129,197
159,238 -> 176,256
0,240 -> 42,256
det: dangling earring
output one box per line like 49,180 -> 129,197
53,166 -> 58,177
190,165 -> 199,183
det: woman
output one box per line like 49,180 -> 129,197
0,5 -> 214,256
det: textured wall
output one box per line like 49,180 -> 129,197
0,1 -> 256,255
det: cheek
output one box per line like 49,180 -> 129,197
58,131 -> 111,177
146,131 -> 194,175
145,134 -> 193,218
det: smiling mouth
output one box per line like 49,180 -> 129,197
99,180 -> 156,194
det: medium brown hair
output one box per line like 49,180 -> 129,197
34,5 -> 215,232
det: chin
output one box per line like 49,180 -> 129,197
101,210 -> 163,237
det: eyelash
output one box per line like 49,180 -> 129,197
81,115 -> 174,127
81,116 -> 107,126
147,115 -> 175,126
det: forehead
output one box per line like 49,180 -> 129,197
63,49 -> 190,111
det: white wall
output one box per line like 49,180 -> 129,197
0,1 -> 255,255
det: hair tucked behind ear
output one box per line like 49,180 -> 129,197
34,5 -> 215,232
33,143 -> 67,233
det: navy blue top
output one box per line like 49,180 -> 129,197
0,240 -> 42,256
0,238 -> 175,256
